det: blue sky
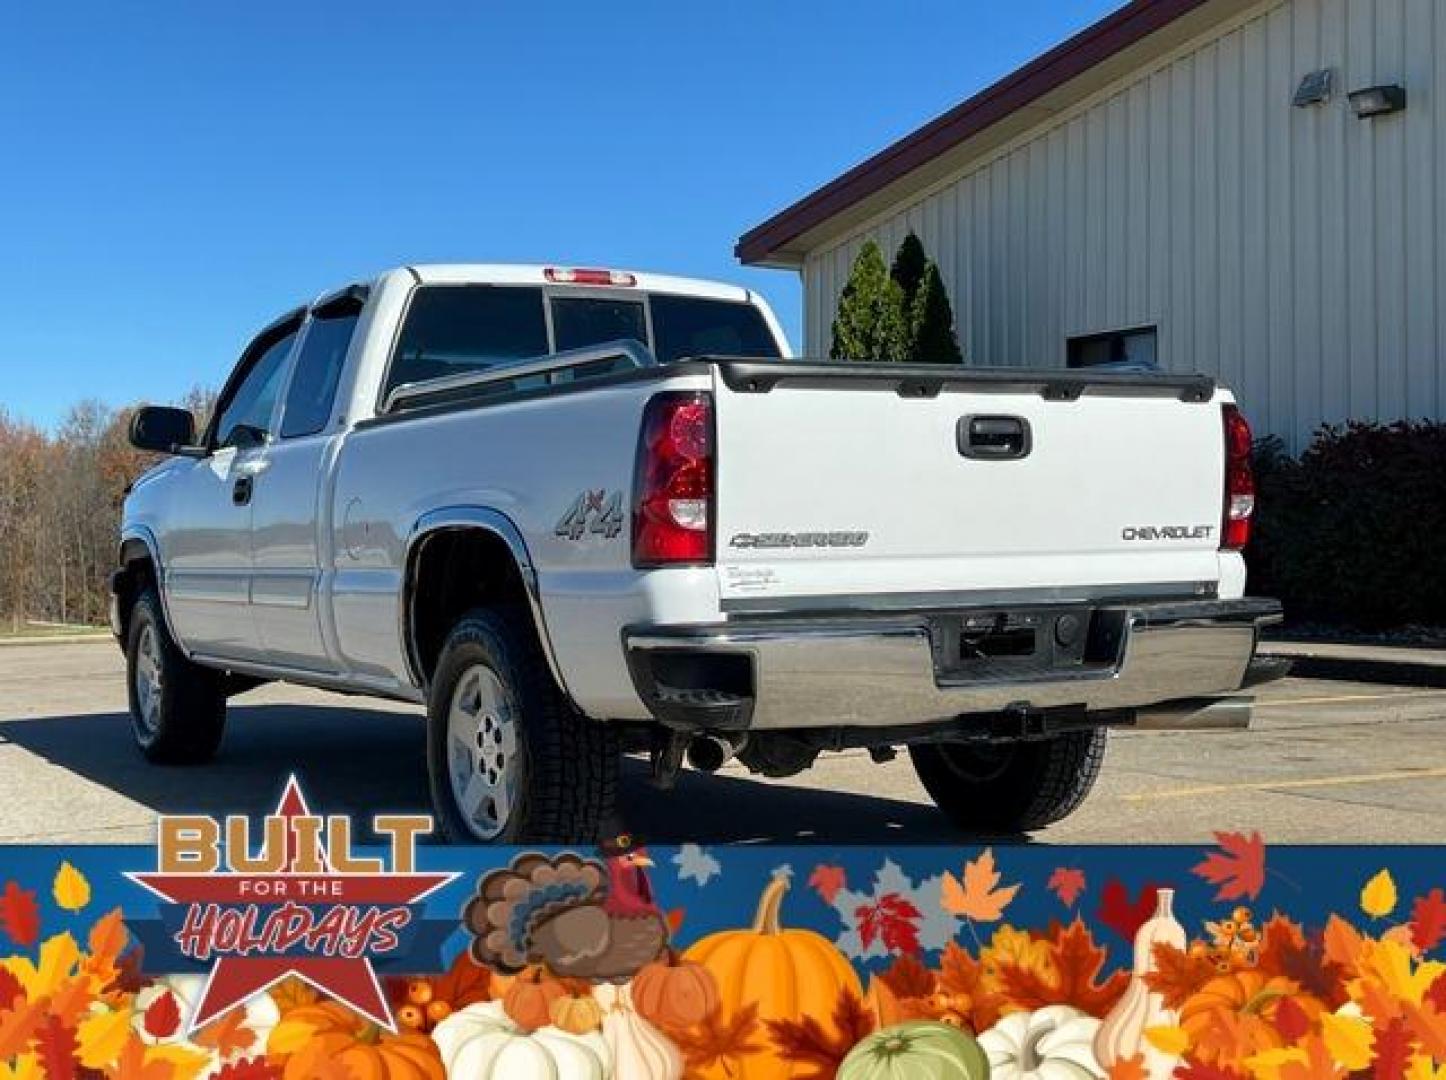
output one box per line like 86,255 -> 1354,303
0,2 -> 1117,429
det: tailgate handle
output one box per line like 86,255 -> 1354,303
959,415 -> 1031,460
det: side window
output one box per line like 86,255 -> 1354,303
213,329 -> 299,450
384,285 -> 548,399
281,310 -> 360,438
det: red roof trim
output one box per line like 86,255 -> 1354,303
736,0 -> 1214,265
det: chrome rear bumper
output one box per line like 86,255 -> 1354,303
624,598 -> 1282,732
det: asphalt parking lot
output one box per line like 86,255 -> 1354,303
2,641 -> 1445,845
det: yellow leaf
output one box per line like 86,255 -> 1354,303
0,1053 -> 41,1080
267,1015 -> 324,1057
1361,869 -> 1399,920
1321,1011 -> 1374,1071
145,1043 -> 215,1080
1144,1025 -> 1191,1056
1361,938 -> 1446,1005
1405,1055 -> 1441,1080
4,933 -> 80,999
939,847 -> 1021,922
52,861 -> 91,912
77,1007 -> 133,1070
1244,1046 -> 1308,1080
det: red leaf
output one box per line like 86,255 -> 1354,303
1049,868 -> 1088,908
0,882 -> 40,947
855,894 -> 922,956
0,966 -> 21,1009
1410,889 -> 1446,954
1191,831 -> 1266,901
1372,1017 -> 1415,1080
1097,881 -> 1161,943
1427,973 -> 1446,1013
1274,996 -> 1313,1042
142,991 -> 182,1040
666,908 -> 686,936
809,865 -> 848,906
878,954 -> 936,1000
212,1058 -> 284,1080
1174,1064 -> 1251,1080
31,1015 -> 79,1080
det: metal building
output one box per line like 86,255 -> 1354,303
738,0 -> 1446,449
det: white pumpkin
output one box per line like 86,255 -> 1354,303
132,976 -> 280,1078
979,1005 -> 1106,1080
432,1001 -> 612,1080
592,984 -> 683,1080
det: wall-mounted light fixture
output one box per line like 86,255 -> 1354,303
1293,69 -> 1333,107
1348,84 -> 1407,118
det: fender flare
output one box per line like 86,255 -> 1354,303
401,506 -> 574,705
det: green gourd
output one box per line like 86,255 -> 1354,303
839,1021 -> 990,1080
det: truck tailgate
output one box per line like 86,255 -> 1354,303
710,364 -> 1227,606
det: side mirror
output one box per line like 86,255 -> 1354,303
129,406 -> 202,455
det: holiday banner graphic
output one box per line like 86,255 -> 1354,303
0,783 -> 1442,1079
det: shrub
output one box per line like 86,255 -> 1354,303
1248,421 -> 1446,627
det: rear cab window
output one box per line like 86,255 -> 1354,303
380,282 -> 783,407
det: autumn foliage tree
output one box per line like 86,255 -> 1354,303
0,388 -> 214,631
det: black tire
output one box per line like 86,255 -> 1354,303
125,586 -> 227,764
426,608 -> 618,844
910,729 -> 1107,833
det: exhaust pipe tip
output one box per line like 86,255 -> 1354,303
686,734 -> 738,773
1132,696 -> 1253,732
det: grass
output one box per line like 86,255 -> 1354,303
0,623 -> 110,640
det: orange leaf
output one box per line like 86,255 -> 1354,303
1325,916 -> 1367,971
1192,832 -> 1267,902
878,953 -> 936,1000
1404,1002 -> 1446,1062
996,917 -> 1130,1017
0,998 -> 44,1060
193,1010 -> 255,1059
1108,1053 -> 1149,1080
940,848 -> 1021,922
1146,942 -> 1221,1009
109,1034 -> 178,1080
662,1001 -> 766,1076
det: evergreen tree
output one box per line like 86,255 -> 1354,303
908,261 -> 964,364
829,240 -> 909,361
890,231 -> 929,312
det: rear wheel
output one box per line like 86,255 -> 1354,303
910,729 -> 1107,833
426,608 -> 618,844
125,587 -> 227,763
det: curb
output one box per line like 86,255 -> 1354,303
1258,650 -> 1446,689
0,634 -> 114,649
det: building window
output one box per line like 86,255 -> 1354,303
1067,326 -> 1158,369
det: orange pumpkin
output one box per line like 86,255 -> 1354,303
549,991 -> 605,1035
684,871 -> 864,1079
631,952 -> 720,1028
268,1001 -> 444,1080
1178,972 -> 1322,1065
502,967 -> 570,1032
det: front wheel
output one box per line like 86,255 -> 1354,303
125,587 -> 227,764
426,608 -> 619,844
910,729 -> 1107,833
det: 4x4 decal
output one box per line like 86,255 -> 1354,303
555,489 -> 625,541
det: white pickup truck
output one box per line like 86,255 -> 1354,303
113,264 -> 1282,843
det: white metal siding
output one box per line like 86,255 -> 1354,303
801,0 -> 1446,449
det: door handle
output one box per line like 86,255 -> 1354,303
959,415 -> 1031,460
233,476 -> 254,506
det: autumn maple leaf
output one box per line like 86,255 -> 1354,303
995,917 -> 1130,1017
767,991 -> 875,1080
663,1003 -> 766,1076
0,966 -> 21,1010
0,881 -> 41,948
1411,889 -> 1446,954
1096,881 -> 1161,943
1191,831 -> 1266,901
1048,867 -> 1087,908
1145,942 -> 1220,1009
809,865 -> 848,906
878,953 -> 935,1000
855,893 -> 923,955
1404,1001 -> 1446,1062
1106,1054 -> 1148,1080
940,848 -> 1021,923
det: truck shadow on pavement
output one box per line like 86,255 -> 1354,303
1,702 -> 995,845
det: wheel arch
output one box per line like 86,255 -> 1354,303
401,507 -> 573,705
114,526 -> 167,643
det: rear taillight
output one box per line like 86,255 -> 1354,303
1221,403 -> 1255,550
633,392 -> 715,567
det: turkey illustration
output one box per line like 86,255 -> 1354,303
464,838 -> 669,983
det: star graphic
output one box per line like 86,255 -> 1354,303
128,776 -> 456,1032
